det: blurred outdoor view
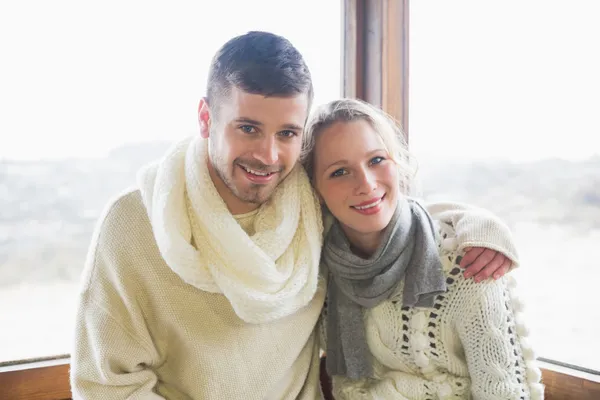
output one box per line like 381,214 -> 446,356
1,0 -> 598,373
409,1 -> 600,371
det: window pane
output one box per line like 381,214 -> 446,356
0,0 -> 341,363
410,1 -> 600,370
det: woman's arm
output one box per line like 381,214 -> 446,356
426,201 -> 519,281
456,277 -> 544,399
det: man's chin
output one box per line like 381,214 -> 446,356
233,184 -> 277,205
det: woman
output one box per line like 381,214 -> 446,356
302,99 -> 543,399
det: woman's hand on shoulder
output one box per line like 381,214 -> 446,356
460,247 -> 512,282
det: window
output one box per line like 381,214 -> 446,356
409,1 -> 600,371
0,0 -> 341,363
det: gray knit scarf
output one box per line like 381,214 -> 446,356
324,198 -> 447,379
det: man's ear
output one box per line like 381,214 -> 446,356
198,97 -> 212,139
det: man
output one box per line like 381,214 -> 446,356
70,31 -> 516,399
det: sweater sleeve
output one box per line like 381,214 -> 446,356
455,277 -> 544,400
70,191 -> 164,399
425,201 -> 520,268
70,294 -> 165,400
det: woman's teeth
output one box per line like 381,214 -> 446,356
353,198 -> 382,210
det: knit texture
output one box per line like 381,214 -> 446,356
70,189 -> 327,399
426,201 -> 520,268
137,136 -> 324,323
324,198 -> 447,379
323,209 -> 543,399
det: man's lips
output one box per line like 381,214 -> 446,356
239,164 -> 279,176
237,164 -> 281,184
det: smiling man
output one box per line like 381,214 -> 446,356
70,31 -> 325,400
200,86 -> 308,214
70,31 -> 519,400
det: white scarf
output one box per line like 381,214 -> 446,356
137,136 -> 324,323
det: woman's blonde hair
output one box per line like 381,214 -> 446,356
301,98 -> 417,194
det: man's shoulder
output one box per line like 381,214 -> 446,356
80,188 -> 157,293
96,188 -> 149,235
86,187 -> 155,264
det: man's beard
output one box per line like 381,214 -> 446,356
210,154 -> 279,205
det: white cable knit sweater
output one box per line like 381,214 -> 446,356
324,205 -> 544,400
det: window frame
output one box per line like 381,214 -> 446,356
1,1 -> 599,398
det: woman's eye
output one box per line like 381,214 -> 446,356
370,156 -> 384,165
330,168 -> 347,178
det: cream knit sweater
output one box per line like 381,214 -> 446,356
325,205 -> 544,400
70,190 -> 326,400
70,189 -> 524,399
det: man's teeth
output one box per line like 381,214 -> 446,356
242,166 -> 272,176
353,198 -> 382,210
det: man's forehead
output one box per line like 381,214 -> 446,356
221,87 -> 309,126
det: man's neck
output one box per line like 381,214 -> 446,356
228,201 -> 260,216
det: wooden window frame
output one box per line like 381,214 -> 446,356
343,0 -> 409,138
1,1 -> 599,399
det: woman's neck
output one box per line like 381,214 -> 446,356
341,226 -> 385,259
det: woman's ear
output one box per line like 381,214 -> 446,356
317,191 -> 325,205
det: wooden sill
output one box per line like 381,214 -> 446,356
539,360 -> 600,400
0,357 -> 71,400
1,356 -> 599,400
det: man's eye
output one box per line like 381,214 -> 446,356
240,125 -> 256,133
279,130 -> 297,138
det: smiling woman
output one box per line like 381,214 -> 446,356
312,118 -> 400,254
304,98 -> 546,400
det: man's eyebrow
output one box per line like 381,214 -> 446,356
233,118 -> 303,131
281,123 -> 303,131
234,117 -> 263,126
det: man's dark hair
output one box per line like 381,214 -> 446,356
206,31 -> 314,114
